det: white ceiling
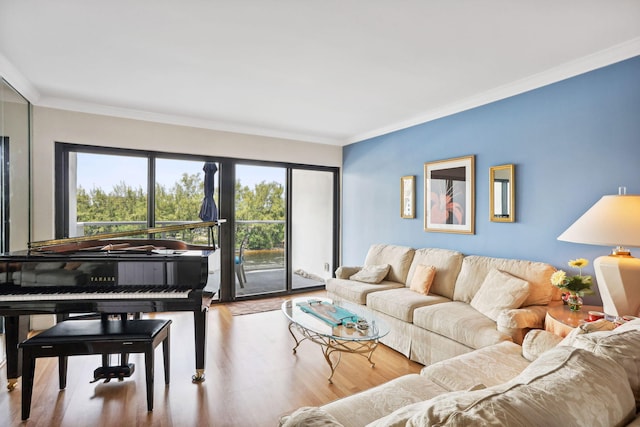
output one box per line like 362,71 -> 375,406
1,1 -> 640,146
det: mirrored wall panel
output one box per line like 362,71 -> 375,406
0,78 -> 31,251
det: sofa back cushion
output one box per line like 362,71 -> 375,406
453,255 -> 557,306
364,244 -> 415,284
371,346 -> 636,427
405,248 -> 463,299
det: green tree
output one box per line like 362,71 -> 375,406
235,180 -> 285,250
76,175 -> 284,250
155,172 -> 203,222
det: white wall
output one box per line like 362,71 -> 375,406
291,169 -> 335,280
31,107 -> 342,241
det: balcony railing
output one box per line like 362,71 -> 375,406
75,220 -> 215,245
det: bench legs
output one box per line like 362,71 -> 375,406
21,330 -> 170,420
145,348 -> 154,411
21,349 -> 35,421
59,356 -> 68,389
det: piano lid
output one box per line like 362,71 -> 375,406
27,220 -> 226,253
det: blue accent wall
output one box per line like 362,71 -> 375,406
341,56 -> 640,304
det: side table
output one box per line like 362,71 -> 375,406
544,304 -> 603,338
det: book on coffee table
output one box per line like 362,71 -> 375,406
296,300 -> 358,327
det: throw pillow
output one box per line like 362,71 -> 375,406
334,266 -> 362,279
470,269 -> 530,321
571,326 -> 640,404
409,264 -> 436,295
349,264 -> 390,284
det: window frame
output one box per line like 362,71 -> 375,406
54,142 -> 339,301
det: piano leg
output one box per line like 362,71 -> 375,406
5,315 -> 28,391
192,308 -> 207,383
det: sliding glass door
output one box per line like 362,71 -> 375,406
57,143 -> 337,302
233,165 -> 336,297
234,164 -> 286,296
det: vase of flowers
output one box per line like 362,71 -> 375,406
565,293 -> 584,311
550,258 -> 594,312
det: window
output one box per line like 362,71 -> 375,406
71,151 -> 148,237
56,143 -> 338,302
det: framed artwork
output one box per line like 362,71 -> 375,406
400,175 -> 415,218
424,155 -> 475,234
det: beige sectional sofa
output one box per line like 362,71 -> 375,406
280,319 -> 640,426
326,244 -> 560,366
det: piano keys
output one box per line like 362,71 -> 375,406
0,221 -> 223,391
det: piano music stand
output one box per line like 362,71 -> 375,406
18,317 -> 171,420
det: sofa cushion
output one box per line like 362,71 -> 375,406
409,264 -> 436,295
412,301 -> 511,349
349,264 -> 390,284
405,248 -> 463,299
366,288 -> 449,323
370,347 -> 635,427
363,244 -> 415,284
279,407 -> 343,427
421,341 -> 530,391
453,255 -> 556,306
470,269 -> 530,321
322,373 -> 448,427
326,278 -> 404,305
569,319 -> 640,404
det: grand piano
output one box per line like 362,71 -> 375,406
0,221 -> 223,391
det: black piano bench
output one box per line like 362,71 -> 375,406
18,318 -> 171,420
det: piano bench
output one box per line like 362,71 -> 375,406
18,318 -> 171,420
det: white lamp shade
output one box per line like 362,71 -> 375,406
557,195 -> 640,248
558,194 -> 640,317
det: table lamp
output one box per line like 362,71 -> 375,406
557,188 -> 640,318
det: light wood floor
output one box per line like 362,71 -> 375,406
0,294 -> 422,427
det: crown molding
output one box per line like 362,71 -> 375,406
346,37 -> 640,145
35,96 -> 344,146
0,53 -> 41,104
4,37 -> 640,147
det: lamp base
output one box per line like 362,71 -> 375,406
594,254 -> 640,318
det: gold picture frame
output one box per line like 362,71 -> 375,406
400,175 -> 415,218
424,155 -> 475,234
490,164 -> 515,222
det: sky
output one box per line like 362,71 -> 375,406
76,153 -> 285,191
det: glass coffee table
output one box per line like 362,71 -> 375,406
282,297 -> 389,383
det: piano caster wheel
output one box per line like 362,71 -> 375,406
192,369 -> 205,383
7,379 -> 18,392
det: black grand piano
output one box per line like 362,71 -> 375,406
0,221 -> 223,391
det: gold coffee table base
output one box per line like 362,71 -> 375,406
287,322 -> 380,383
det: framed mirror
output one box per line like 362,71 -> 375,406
490,164 -> 515,222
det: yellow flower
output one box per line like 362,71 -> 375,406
568,258 -> 589,269
550,258 -> 593,295
550,270 -> 566,287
